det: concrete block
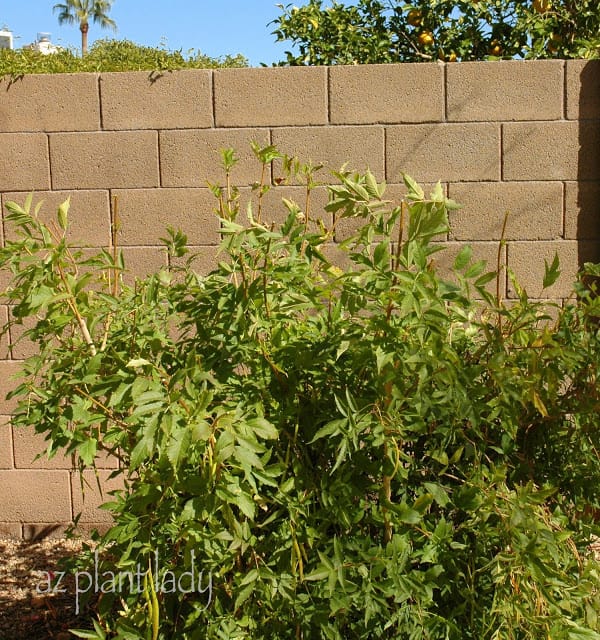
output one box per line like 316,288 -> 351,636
72,522 -> 112,536
0,523 -> 21,538
0,416 -> 12,469
0,133 -> 50,191
6,312 -> 38,360
503,122 -> 600,181
71,468 -> 125,523
242,184 -> 332,230
12,420 -> 118,469
171,246 -> 221,277
0,306 -> 9,359
0,469 -> 71,521
0,73 -> 100,132
100,70 -> 213,130
2,190 -> 111,247
215,67 -> 327,127
271,126 -> 384,184
120,246 -> 168,283
507,240 -> 599,298
22,523 -> 72,540
386,124 -> 500,183
50,131 -> 159,189
447,60 -> 563,122
321,243 -> 356,273
564,181 -> 600,240
566,59 -> 600,120
0,269 -> 13,296
449,182 -> 563,241
160,128 -> 269,187
329,63 -> 444,124
0,361 -> 24,413
112,188 -> 220,246
13,425 -> 74,469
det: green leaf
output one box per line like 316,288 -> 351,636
246,417 -> 278,440
57,198 -> 70,231
78,438 -> 97,466
453,245 -> 473,271
167,426 -> 192,469
191,420 -> 211,441
402,173 -> 424,200
388,502 -> 422,525
423,482 -> 450,507
464,259 -> 487,279
233,491 -> 255,519
543,252 -> 561,289
310,419 -> 345,443
69,631 -> 105,640
234,445 -> 264,470
234,580 -> 255,609
126,358 -> 152,368
70,619 -> 106,639
429,181 -> 444,202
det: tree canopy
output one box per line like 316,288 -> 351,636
272,0 -> 600,64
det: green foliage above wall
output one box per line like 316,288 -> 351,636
0,38 -> 247,76
272,0 -> 600,65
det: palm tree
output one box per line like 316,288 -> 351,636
53,0 -> 116,55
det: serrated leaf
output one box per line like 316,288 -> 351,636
402,173 -> 424,200
233,492 -> 255,519
191,420 -> 211,441
247,417 -> 278,440
167,426 -> 191,469
453,245 -> 473,271
78,438 -> 97,466
234,580 -> 255,609
234,445 -> 263,470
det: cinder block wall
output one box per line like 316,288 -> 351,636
0,60 -> 598,538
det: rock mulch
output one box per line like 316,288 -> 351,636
0,537 -> 96,640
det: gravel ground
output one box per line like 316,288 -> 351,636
0,537 -> 97,640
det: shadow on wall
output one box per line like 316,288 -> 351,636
577,61 -> 600,270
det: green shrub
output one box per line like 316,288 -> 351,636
271,0 -> 600,65
0,38 -> 247,76
1,146 -> 600,639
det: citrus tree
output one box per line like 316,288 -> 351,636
272,0 -> 600,64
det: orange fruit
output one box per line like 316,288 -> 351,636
489,39 -> 503,56
547,32 -> 562,53
533,0 -> 551,12
407,9 -> 423,27
418,31 -> 434,47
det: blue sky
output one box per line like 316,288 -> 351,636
1,1 -> 298,66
